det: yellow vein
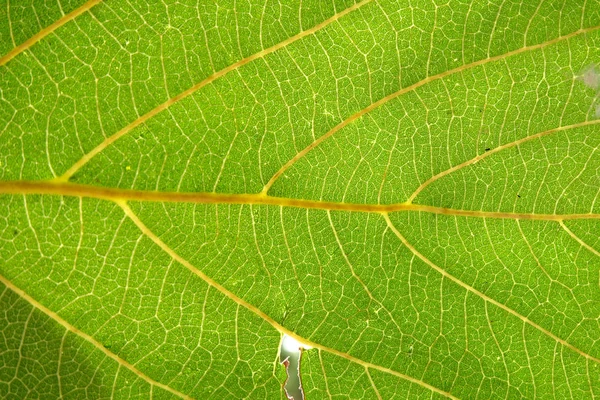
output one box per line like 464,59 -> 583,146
407,119 -> 600,203
0,0 -> 102,66
117,201 -> 458,400
0,273 -> 192,400
2,180 -> 600,221
317,350 -> 334,400
58,0 -> 374,182
559,221 -> 600,257
262,24 -> 600,193
383,213 -> 600,365
365,367 -> 383,400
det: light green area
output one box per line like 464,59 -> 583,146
0,0 -> 359,182
0,195 -> 285,399
0,0 -> 90,57
1,0 -> 600,398
274,33 -> 600,206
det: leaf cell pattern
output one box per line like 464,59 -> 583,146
1,0 -> 600,399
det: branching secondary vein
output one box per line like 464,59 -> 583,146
382,213 -> 600,365
262,24 -> 600,192
407,119 -> 600,203
57,0 -> 374,182
118,201 -> 459,400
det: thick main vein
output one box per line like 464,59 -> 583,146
0,0 -> 102,66
0,273 -> 192,400
382,214 -> 600,365
57,0 -> 374,182
118,201 -> 458,400
262,24 -> 600,192
1,180 -> 599,221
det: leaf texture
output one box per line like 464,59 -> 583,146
1,0 -> 600,399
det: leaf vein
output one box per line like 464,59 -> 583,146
407,119 -> 600,203
559,221 -> 600,258
0,273 -> 192,400
263,24 -> 600,193
57,0 -> 374,182
2,180 -> 600,221
117,201 -> 459,399
383,213 -> 600,365
0,0 -> 102,66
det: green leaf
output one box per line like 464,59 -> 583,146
1,1 -> 600,398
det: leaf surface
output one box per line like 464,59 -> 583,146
1,1 -> 600,399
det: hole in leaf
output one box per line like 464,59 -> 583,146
279,335 -> 308,400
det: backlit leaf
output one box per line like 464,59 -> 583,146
1,1 -> 600,398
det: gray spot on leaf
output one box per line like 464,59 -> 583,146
581,65 -> 599,89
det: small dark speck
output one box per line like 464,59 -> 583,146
517,194 -> 521,198
13,229 -> 18,236
485,148 -> 491,151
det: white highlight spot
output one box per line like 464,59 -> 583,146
282,335 -> 312,353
